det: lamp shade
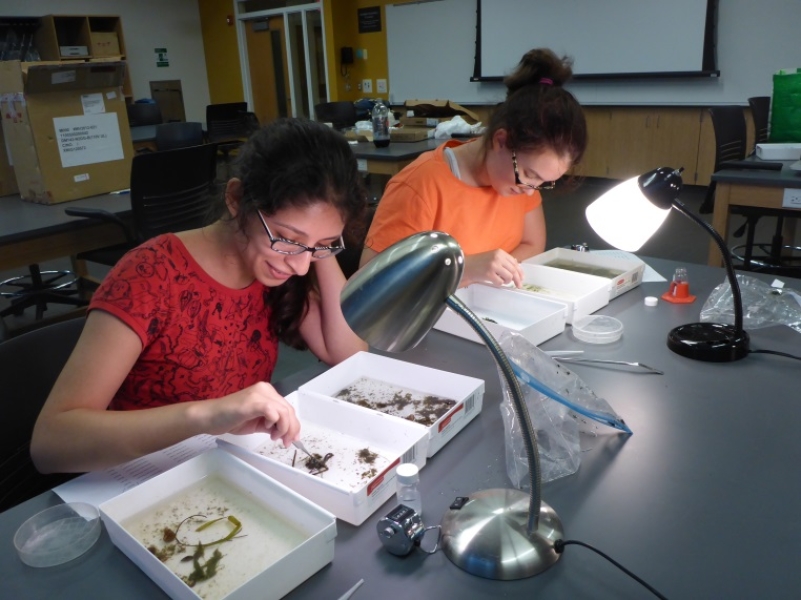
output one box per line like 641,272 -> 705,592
585,176 -> 672,251
340,231 -> 463,352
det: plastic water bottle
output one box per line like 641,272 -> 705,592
371,100 -> 390,148
395,463 -> 422,517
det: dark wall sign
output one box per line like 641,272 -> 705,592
358,6 -> 381,33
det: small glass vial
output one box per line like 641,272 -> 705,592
371,100 -> 391,148
395,463 -> 422,517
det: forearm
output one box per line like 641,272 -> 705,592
511,240 -> 545,262
31,400 -> 210,474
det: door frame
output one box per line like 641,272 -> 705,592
234,1 -> 329,119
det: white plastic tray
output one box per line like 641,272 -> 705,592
516,263 -> 610,323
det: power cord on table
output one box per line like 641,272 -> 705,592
553,539 -> 669,600
748,348 -> 801,361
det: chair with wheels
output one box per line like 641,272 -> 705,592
206,102 -> 253,177
748,96 -> 771,152
126,102 -> 163,127
155,121 -> 204,151
0,317 -> 84,512
314,101 -> 358,131
0,265 -> 84,323
63,144 -> 219,279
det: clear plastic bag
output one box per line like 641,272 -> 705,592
497,331 -> 628,487
700,274 -> 801,333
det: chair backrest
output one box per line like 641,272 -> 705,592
206,102 -> 249,142
708,106 -> 747,169
0,317 -> 85,511
336,204 -> 376,279
126,102 -> 163,127
155,121 -> 204,151
748,96 -> 771,148
130,144 -> 219,242
314,101 -> 358,130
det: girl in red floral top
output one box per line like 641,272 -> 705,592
32,119 -> 368,473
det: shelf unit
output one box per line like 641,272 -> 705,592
34,15 -> 131,97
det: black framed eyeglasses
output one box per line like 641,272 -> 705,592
512,151 -> 556,190
257,211 -> 345,259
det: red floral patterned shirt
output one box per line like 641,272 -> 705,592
89,234 -> 279,411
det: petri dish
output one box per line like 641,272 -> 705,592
572,315 -> 623,344
14,502 -> 101,567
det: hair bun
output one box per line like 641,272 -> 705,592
504,48 -> 574,95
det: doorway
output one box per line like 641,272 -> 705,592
236,3 -> 328,124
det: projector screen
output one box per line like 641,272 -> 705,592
476,0 -> 718,80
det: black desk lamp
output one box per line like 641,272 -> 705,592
586,166 -> 749,362
340,232 -> 562,580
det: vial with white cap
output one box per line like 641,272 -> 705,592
395,463 -> 422,517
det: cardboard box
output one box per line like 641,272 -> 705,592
217,392 -> 429,525
390,126 -> 431,142
402,99 -> 480,124
100,449 -> 336,600
516,263 -> 609,324
299,352 -> 485,457
0,60 -> 132,204
399,115 -> 452,127
90,32 -> 121,57
755,143 -> 801,160
0,119 -> 18,197
524,248 -> 645,300
434,283 -> 567,346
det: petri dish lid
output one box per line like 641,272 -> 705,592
572,315 -> 623,344
14,502 -> 101,568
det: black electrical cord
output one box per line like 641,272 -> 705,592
748,348 -> 801,361
554,539 -> 669,600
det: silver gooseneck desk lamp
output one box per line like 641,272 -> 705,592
340,231 -> 563,580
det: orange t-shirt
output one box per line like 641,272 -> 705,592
366,140 -> 541,255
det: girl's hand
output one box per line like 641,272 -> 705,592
200,382 -> 301,447
463,250 -> 524,288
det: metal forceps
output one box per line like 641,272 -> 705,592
554,357 -> 664,375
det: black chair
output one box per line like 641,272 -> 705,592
314,101 -> 358,130
64,144 -> 218,274
0,265 -> 84,322
206,102 -> 253,176
0,317 -> 84,512
126,102 -> 163,127
748,96 -> 771,151
336,204 -> 377,279
155,121 -> 204,151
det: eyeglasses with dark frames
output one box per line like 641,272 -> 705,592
257,211 -> 345,259
512,151 -> 556,190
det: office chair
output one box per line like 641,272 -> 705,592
0,317 -> 84,512
0,265 -> 84,323
155,121 -> 204,151
314,101 -> 358,131
126,102 -> 163,127
748,96 -> 771,151
63,144 -> 218,278
206,102 -> 253,177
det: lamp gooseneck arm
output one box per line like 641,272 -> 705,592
671,199 -> 744,333
445,294 -> 542,534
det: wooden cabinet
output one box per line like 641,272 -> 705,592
34,15 -> 131,98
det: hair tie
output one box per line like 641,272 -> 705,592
539,77 -> 553,85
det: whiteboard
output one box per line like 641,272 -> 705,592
386,0 -> 801,106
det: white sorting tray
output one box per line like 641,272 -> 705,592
217,392 -> 428,526
298,352 -> 485,457
516,263 -> 609,323
433,283 -> 567,346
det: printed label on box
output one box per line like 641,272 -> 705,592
73,173 -> 90,182
51,70 -> 77,85
54,112 -> 124,168
81,93 -> 106,115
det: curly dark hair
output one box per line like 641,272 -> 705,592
220,118 -> 367,349
484,48 -> 587,170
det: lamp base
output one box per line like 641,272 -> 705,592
440,488 -> 563,580
667,322 -> 750,362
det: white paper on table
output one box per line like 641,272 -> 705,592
590,249 -> 667,282
53,434 -> 218,507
